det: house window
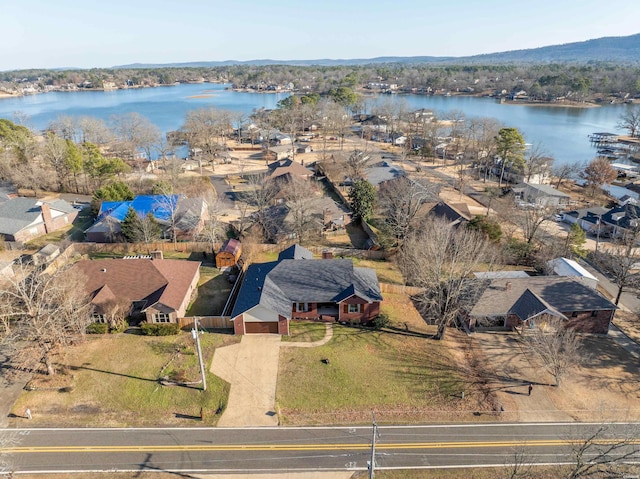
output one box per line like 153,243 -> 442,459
591,310 -> 598,317
295,303 -> 309,312
153,312 -> 171,323
571,311 -> 578,318
92,313 -> 105,323
348,304 -> 362,313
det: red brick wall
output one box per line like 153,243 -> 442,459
339,297 -> 380,323
291,302 -> 318,319
278,315 -> 289,335
234,314 -> 245,335
564,309 -> 613,334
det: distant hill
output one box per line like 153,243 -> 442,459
112,33 -> 640,69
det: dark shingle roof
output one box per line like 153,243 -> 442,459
470,277 -> 616,318
231,248 -> 382,319
0,198 -> 75,235
278,244 -> 313,261
509,288 -> 566,321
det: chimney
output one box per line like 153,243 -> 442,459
150,250 -> 163,260
41,203 -> 54,233
322,250 -> 334,260
506,281 -> 512,291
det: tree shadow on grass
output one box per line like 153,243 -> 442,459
66,364 -> 158,383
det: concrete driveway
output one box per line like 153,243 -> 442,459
211,334 -> 281,427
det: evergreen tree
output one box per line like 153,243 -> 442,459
349,179 -> 376,224
120,206 -> 143,242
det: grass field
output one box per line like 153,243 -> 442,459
11,332 -> 239,427
352,257 -> 404,285
186,265 -> 232,316
281,321 -> 328,342
277,323 -> 491,425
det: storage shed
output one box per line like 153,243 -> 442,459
546,257 -> 599,290
216,239 -> 242,269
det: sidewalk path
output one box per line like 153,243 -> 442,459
280,323 -> 333,348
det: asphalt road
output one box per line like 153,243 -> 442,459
2,423 -> 639,474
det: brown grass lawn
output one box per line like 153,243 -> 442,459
352,257 -> 404,285
277,292 -> 497,426
186,266 -> 232,316
281,320 -> 328,342
10,332 -> 239,427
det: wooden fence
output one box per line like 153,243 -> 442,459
178,316 -> 233,330
379,282 -> 425,295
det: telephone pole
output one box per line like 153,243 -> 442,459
192,317 -> 207,391
368,412 -> 379,479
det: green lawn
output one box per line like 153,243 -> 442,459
187,266 -> 232,316
281,321 -> 328,342
12,332 -> 239,427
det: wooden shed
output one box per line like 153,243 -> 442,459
216,239 -> 242,269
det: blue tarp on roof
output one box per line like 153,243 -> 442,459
98,195 -> 179,222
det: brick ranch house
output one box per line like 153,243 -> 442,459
0,198 -> 78,243
465,276 -> 617,334
72,253 -> 200,325
231,244 -> 383,334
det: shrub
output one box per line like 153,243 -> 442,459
109,320 -> 129,334
87,322 -> 109,334
372,313 -> 390,330
141,323 -> 181,336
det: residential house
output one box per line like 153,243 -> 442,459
561,206 -> 609,235
231,245 -> 382,334
465,276 -> 616,334
266,158 -> 314,181
600,204 -> 640,239
512,183 -> 570,208
216,239 -> 242,269
73,254 -> 200,324
427,201 -> 472,227
85,195 -> 207,242
365,160 -> 406,187
0,198 -> 78,243
264,145 -> 294,162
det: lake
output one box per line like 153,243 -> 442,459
0,82 -> 635,166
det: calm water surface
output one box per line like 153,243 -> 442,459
0,83 -> 635,166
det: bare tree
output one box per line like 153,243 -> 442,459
521,316 -> 583,387
153,188 -> 181,249
510,204 -> 551,244
552,161 -> 583,188
399,218 -> 496,340
110,112 -> 160,172
580,157 -> 617,197
565,422 -> 640,479
590,211 -> 640,305
0,263 -> 93,376
617,104 -> 640,138
377,176 -> 439,244
197,193 -> 223,256
282,176 -> 322,244
523,143 -> 554,183
40,132 -> 69,191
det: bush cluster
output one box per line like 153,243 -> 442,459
141,323 -> 181,336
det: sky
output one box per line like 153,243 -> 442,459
2,0 -> 639,71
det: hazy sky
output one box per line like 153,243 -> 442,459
2,0 -> 639,70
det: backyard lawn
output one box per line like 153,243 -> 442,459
10,332 -> 239,427
186,266 -> 232,316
